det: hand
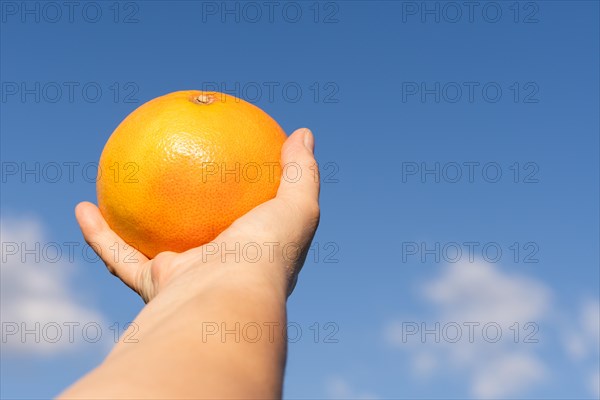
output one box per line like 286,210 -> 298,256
75,128 -> 320,303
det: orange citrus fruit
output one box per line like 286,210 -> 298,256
96,90 -> 286,258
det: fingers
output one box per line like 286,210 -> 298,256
276,128 -> 321,219
75,202 -> 148,290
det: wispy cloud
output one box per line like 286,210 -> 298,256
326,376 -> 378,400
589,368 -> 600,399
385,260 -> 551,399
562,298 -> 600,398
422,261 -> 551,326
471,353 -> 546,399
1,215 -> 106,354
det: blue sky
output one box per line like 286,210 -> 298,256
1,1 -> 599,399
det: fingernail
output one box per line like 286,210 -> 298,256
302,128 -> 314,153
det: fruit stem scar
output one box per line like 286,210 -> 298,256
192,94 -> 215,105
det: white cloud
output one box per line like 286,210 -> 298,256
589,369 -> 600,399
1,215 -> 106,354
383,320 -> 405,348
385,260 -> 551,399
471,353 -> 546,399
412,352 -> 437,377
326,376 -> 377,400
422,261 -> 551,327
581,300 -> 600,345
562,298 -> 600,398
564,331 -> 587,361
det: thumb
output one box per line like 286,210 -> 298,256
276,128 -> 320,217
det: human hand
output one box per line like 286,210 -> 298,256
75,128 -> 320,303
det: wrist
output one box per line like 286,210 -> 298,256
157,260 -> 290,306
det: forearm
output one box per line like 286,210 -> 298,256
60,265 -> 288,399
64,128 -> 319,399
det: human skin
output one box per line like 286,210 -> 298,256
59,128 -> 320,399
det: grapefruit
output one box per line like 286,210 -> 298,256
96,90 -> 286,258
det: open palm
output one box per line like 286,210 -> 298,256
75,128 -> 320,303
